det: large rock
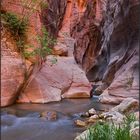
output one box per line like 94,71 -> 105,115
111,98 -> 139,114
40,111 -> 57,121
1,28 -> 25,107
17,56 -> 91,103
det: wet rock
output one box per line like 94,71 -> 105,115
80,112 -> 90,118
40,111 -> 57,121
74,119 -> 87,127
87,115 -> 99,123
99,111 -> 125,125
111,98 -> 139,114
88,108 -> 97,116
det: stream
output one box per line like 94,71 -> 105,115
1,97 -> 114,140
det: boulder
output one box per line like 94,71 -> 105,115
17,56 -> 91,103
88,108 -> 97,116
87,115 -> 99,123
80,112 -> 90,118
74,120 -> 87,127
40,111 -> 57,121
99,111 -> 125,125
111,98 -> 139,114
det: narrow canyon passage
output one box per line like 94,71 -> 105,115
1,0 -> 139,140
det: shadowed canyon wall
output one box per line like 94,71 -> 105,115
71,0 -> 139,104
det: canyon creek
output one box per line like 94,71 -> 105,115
1,98 -> 114,140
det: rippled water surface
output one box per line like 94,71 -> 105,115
1,98 -> 114,140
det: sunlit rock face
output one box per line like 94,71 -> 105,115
72,0 -> 139,103
17,56 -> 91,103
1,0 -> 42,48
1,0 -> 41,106
1,28 -> 25,107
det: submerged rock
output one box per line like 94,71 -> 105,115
74,119 -> 87,127
88,108 -> 97,116
40,111 -> 57,121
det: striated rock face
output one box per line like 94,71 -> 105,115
1,28 -> 25,107
72,0 -> 140,103
71,0 -> 101,72
42,0 -> 67,38
17,56 -> 91,103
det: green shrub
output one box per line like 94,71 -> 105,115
82,114 -> 138,140
23,26 -> 56,61
1,12 -> 28,40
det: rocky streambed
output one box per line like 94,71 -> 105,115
1,97 -> 114,140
